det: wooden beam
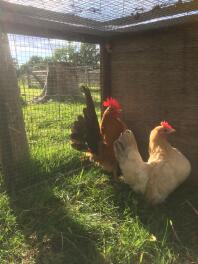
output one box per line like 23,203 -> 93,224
100,43 -> 112,111
0,27 -> 16,192
108,14 -> 198,41
3,21 -> 104,44
102,0 -> 198,26
0,25 -> 29,192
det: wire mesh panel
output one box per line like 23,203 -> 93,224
3,0 -> 195,22
1,34 -> 100,190
1,0 -> 197,37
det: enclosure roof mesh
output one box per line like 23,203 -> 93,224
2,0 -> 195,22
1,0 -> 198,39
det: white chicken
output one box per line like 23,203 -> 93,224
114,121 -> 191,205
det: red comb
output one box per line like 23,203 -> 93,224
160,121 -> 173,130
103,97 -> 121,110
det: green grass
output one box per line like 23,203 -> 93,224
20,86 -> 42,102
0,88 -> 198,264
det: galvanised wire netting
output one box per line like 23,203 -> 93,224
1,34 -> 100,190
3,0 -> 195,22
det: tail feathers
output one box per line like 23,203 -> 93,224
71,116 -> 86,134
70,86 -> 102,154
70,114 -> 88,152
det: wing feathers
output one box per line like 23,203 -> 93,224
70,86 -> 102,154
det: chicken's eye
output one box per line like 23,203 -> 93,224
164,128 -> 168,132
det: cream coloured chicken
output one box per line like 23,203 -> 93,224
114,121 -> 191,204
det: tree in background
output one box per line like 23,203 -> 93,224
18,56 -> 51,75
19,43 -> 100,72
53,42 -> 100,67
78,43 -> 100,67
53,43 -> 79,65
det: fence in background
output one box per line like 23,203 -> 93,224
22,66 -> 100,91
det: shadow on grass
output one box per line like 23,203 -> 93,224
8,157 -> 105,264
6,153 -> 198,263
111,180 -> 198,262
13,153 -> 91,191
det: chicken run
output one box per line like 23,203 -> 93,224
0,0 -> 198,262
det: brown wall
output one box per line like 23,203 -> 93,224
110,23 -> 198,182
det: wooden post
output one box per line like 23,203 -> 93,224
0,85 -> 15,191
0,25 -> 29,191
100,43 -> 112,114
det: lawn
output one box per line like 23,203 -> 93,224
0,88 -> 198,264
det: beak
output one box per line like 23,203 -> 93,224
168,128 -> 176,134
